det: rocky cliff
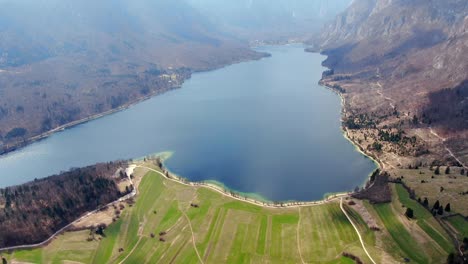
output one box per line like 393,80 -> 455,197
312,0 -> 468,166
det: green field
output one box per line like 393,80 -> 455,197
394,184 -> 454,253
363,184 -> 454,263
445,215 -> 468,239
4,165 -> 456,263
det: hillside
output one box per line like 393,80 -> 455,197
310,0 -> 468,167
0,161 -> 129,248
308,3 -> 468,258
0,0 -> 265,154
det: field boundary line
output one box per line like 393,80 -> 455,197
340,198 -> 376,264
297,207 -> 306,264
118,236 -> 143,264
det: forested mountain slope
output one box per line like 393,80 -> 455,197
0,0 -> 264,153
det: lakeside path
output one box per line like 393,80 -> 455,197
0,167 -> 136,253
136,165 -> 350,209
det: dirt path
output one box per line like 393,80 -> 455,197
375,82 -> 396,110
118,236 -> 143,264
296,207 -> 306,264
0,166 -> 136,253
430,127 -> 467,168
181,211 -> 204,264
375,82 -> 466,169
340,198 -> 377,264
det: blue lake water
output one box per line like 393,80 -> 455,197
0,45 -> 376,201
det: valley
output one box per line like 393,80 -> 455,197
0,0 -> 467,263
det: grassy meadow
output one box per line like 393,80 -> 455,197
4,165 -> 458,263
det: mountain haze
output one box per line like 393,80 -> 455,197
188,0 -> 352,42
0,0 -> 265,152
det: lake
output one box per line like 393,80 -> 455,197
0,45 -> 376,201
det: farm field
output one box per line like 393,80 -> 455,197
4,165 -> 457,264
444,214 -> 468,240
362,184 -> 454,263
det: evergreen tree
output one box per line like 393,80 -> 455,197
412,115 -> 418,125
423,197 -> 429,207
433,200 -> 440,210
445,166 -> 450,174
437,206 -> 444,215
435,166 -> 440,175
405,208 -> 414,218
446,253 -> 455,264
461,168 -> 465,175
445,203 -> 451,212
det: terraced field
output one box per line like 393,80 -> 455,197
4,166 -> 456,263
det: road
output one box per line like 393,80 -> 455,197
0,166 -> 137,253
340,198 -> 377,264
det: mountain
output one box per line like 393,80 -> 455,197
0,0 -> 265,152
188,0 -> 352,42
311,0 -> 468,166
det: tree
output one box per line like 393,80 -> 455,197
95,224 -> 106,237
412,115 -> 418,125
434,166 -> 440,175
437,206 -> 444,215
461,168 -> 465,175
372,142 -> 382,151
446,253 -> 455,264
445,203 -> 451,212
445,166 -> 450,174
433,200 -> 440,210
405,208 -> 414,218
423,197 -> 429,207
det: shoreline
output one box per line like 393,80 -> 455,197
318,74 -> 383,174
0,48 -> 380,202
157,152 -> 352,205
0,85 -> 181,157
136,162 -> 351,209
0,53 -> 268,158
0,161 -> 350,253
